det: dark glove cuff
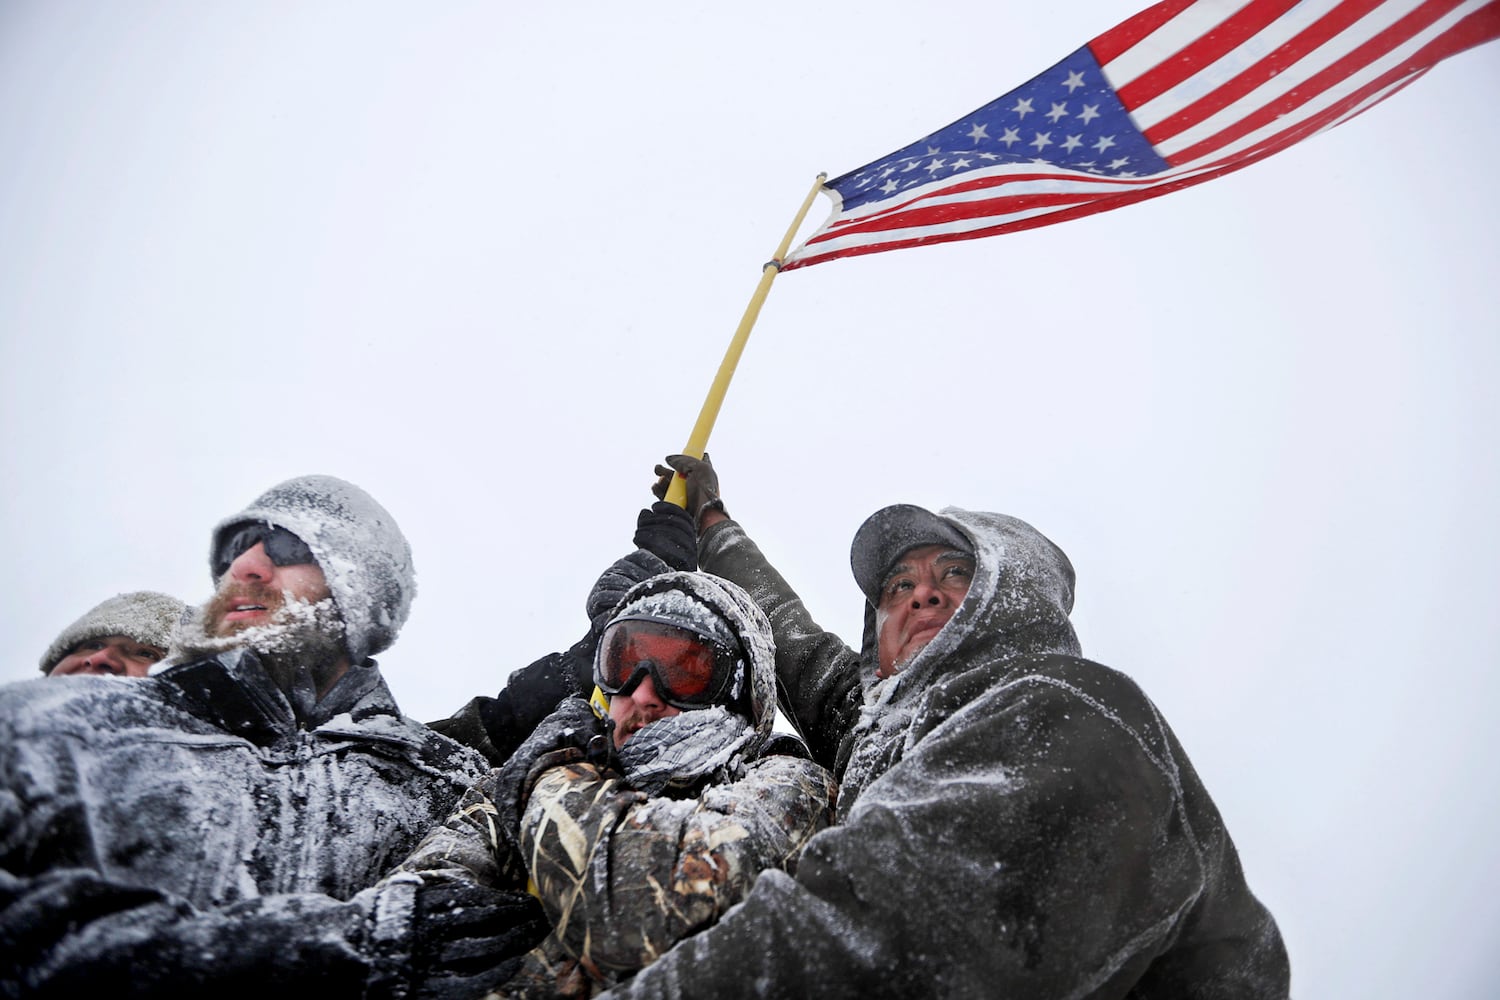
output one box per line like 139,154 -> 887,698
694,497 -> 728,531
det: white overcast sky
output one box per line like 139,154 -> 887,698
2,2 -> 1497,996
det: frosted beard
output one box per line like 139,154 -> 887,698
171,584 -> 349,714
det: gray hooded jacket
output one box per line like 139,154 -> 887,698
596,510 -> 1289,999
0,650 -> 542,997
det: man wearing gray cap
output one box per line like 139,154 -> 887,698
39,591 -> 184,678
0,474 -> 544,996
594,455 -> 1290,1000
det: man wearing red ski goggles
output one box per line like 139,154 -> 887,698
594,616 -> 744,747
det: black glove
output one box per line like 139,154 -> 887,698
632,500 -> 697,570
513,696 -> 609,783
652,453 -> 727,528
586,549 -> 670,635
409,881 -> 547,999
430,640 -> 592,767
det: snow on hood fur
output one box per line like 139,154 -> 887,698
601,570 -> 778,748
210,475 -> 414,665
855,507 -> 1082,685
38,591 -> 186,674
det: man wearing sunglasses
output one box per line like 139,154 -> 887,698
0,475 -> 543,995
395,569 -> 837,998
581,456 -> 1289,1000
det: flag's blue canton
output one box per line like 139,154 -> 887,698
832,47 -> 1171,212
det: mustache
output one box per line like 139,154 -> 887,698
205,583 -> 288,635
168,586 -> 345,667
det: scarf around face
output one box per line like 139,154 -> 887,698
617,706 -> 755,795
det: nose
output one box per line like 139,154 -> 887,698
626,673 -> 669,712
228,541 -> 274,582
910,578 -> 946,609
86,647 -> 126,675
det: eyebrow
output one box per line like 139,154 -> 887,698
885,549 -> 975,582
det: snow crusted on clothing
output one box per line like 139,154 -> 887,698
0,650 -> 540,996
501,562 -> 835,996
0,650 -> 485,909
839,507 -> 1082,807
616,510 -> 1291,999
617,706 -> 756,795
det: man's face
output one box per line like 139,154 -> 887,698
596,616 -> 743,748
207,540 -> 332,638
607,674 -> 683,749
875,544 -> 975,678
49,636 -> 166,678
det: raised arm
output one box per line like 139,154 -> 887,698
656,454 -> 866,773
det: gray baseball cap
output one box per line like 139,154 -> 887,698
850,504 -> 973,606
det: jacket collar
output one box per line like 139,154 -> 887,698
159,648 -> 397,745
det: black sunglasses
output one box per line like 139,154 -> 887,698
213,523 -> 316,577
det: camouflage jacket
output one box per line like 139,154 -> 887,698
506,742 -> 836,997
490,568 -> 840,998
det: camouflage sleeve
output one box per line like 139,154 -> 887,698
396,770 -> 530,890
519,753 -> 837,983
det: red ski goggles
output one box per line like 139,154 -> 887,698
594,617 -> 741,711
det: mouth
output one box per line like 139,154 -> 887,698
907,619 -> 946,643
222,602 -> 270,623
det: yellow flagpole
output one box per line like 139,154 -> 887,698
663,172 -> 828,509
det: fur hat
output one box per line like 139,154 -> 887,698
39,591 -> 186,674
210,475 -> 414,664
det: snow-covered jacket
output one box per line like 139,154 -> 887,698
0,649 -> 545,997
595,512 -> 1289,999
403,571 -> 838,998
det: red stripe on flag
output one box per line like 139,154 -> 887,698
812,180 -> 1136,240
1164,0 -> 1467,164
1436,0 -> 1500,50
1115,0 -> 1303,109
1187,2 -> 1500,161
816,170 -> 1097,231
1144,0 -> 1390,145
1089,0 -> 1202,63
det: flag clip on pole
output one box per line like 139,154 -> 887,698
664,172 -> 829,510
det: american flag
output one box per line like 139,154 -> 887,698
781,0 -> 1500,270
